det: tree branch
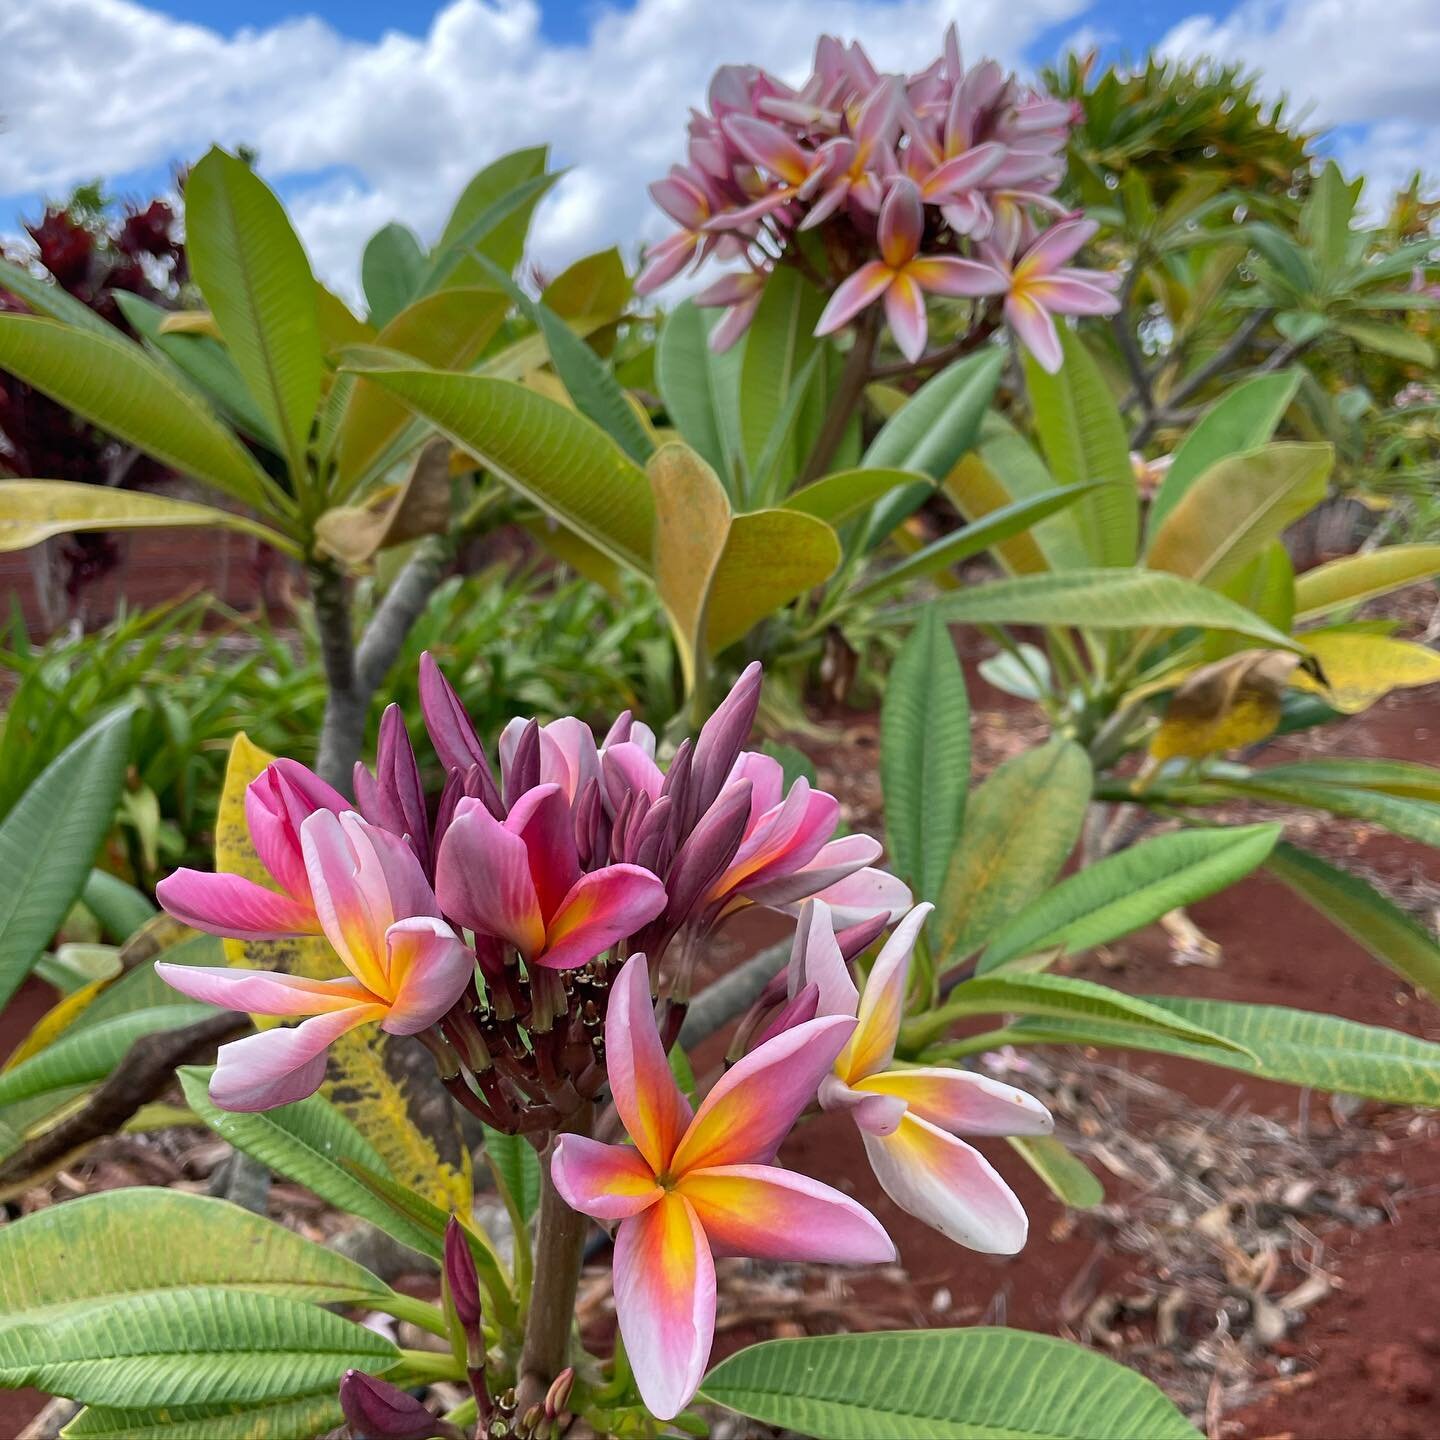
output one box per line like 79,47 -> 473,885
677,940 -> 788,1049
355,533 -> 454,696
799,307 -> 880,485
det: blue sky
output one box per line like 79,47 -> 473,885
1,0 -> 1436,296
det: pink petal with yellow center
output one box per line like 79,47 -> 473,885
877,177 -> 923,270
505,784 -> 580,923
862,1111 -> 1029,1253
679,1164 -> 895,1263
300,812 -> 392,996
635,230 -> 699,296
743,834 -> 882,911
434,798 -> 546,960
884,270 -> 928,362
208,1003 -> 384,1112
1026,275 -> 1120,317
1016,215 -> 1097,278
856,1067 -> 1053,1137
1005,291 -> 1063,374
670,1014 -> 854,1174
818,1073 -> 907,1136
380,917 -> 474,1033
536,864 -> 667,971
814,261 -> 894,337
723,114 -> 812,187
155,962 -> 372,1016
728,751 -> 785,823
551,1134 -> 662,1220
613,1193 -> 715,1421
908,256 -> 1009,299
920,141 -> 1005,200
606,953 -> 693,1174
155,870 -> 320,940
838,903 -> 932,1085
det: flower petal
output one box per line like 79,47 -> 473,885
908,256 -> 1009,298
1005,291 -> 1063,374
884,270 -> 928,362
787,899 -> 859,1019
1027,274 -> 1121,317
742,834 -> 882,911
156,870 -> 320,940
920,141 -> 1005,199
818,1073 -> 908,1136
539,717 -> 600,803
723,114 -> 812,187
536,864 -> 667,971
552,1134 -> 661,1220
434,798 -> 545,960
1017,215 -> 1097,277
803,866 -> 913,928
838,902 -> 932,1085
505,784 -> 581,924
606,953 -> 693,1174
155,962 -> 372,1016
680,1164 -> 895,1263
300,811 -> 390,995
613,1193 -> 715,1422
602,740 -> 666,813
814,261 -> 893,337
380,917 -> 474,1033
878,177 -> 923,269
858,1066 -> 1054,1137
863,1112 -> 1029,1253
671,1014 -> 854,1173
208,1005 -> 383,1112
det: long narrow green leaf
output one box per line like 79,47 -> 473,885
61,1393 -> 344,1440
881,610 -> 969,900
0,257 -> 122,335
784,468 -> 927,527
0,707 -> 132,1011
1195,775 -> 1440,848
1293,544 -> 1440,620
1009,1135 -> 1104,1209
980,824 -> 1281,972
427,151 -> 555,291
656,302 -> 729,480
739,268 -> 824,484
1256,758 -> 1440,801
701,1329 -> 1200,1439
184,149 -> 323,480
1267,842 -> 1440,999
0,316 -> 275,507
898,569 -> 1304,650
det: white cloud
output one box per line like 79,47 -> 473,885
0,0 -> 1085,298
1159,0 -> 1440,202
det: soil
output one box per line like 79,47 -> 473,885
4,647 -> 1440,1440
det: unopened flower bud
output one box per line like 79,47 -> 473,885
339,1369 -> 463,1440
444,1217 -> 483,1336
545,1367 -> 575,1418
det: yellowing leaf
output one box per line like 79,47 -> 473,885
216,735 -> 472,1213
1150,650 -> 1300,761
1293,631 -> 1440,714
314,439 -> 452,568
945,454 -> 1050,576
0,480 -> 297,557
156,310 -> 222,339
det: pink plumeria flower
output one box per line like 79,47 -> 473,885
156,759 -> 346,939
789,901 -> 1053,1252
499,715 -> 600,806
157,811 -> 474,1111
435,783 -> 666,970
551,954 -> 894,1419
979,215 -> 1121,373
636,167 -> 720,295
814,177 -> 1006,362
694,269 -> 768,353
800,79 -> 902,227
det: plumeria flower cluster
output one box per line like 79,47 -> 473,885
636,27 -> 1118,370
154,659 -> 1050,1422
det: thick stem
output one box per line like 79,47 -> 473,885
517,1103 -> 594,1412
798,307 -> 879,485
311,560 -> 365,794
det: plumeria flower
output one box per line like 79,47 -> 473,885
787,901 -> 1053,1251
635,167 -> 721,294
435,783 -> 666,969
978,216 -> 1121,372
156,758 -> 346,938
551,954 -> 894,1419
694,269 -> 769,353
157,811 -> 474,1111
815,177 -> 1006,362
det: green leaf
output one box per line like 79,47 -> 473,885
1266,842 -> 1440,1000
61,1392 -> 343,1440
1334,318 -> 1435,365
1009,1135 -> 1104,1209
1293,544 -> 1440,620
1150,371 -> 1302,534
0,1004 -> 213,1106
483,1125 -> 542,1223
1004,997 -> 1440,1107
0,707 -> 131,1012
739,268 -> 824,483
1301,162 -> 1361,276
907,970 -> 1254,1055
0,316 -> 275,507
700,1328 -> 1200,1439
362,222 -> 427,328
431,148 -> 554,288
1254,758 -> 1440,801
979,824 -> 1281,972
1145,443 -> 1332,589
852,482 -> 1099,604
0,1187 -> 396,1326
903,570 -> 1303,651
935,740 -> 1092,962
347,367 -> 654,573
0,256 -> 120,336
177,1067 -> 441,1261
784,468 -> 926,527
860,349 -> 1004,546
0,1288 -> 398,1408
1192,775 -> 1440,849
881,610 -> 969,900
184,148 -> 323,481
0,480 -> 297,556
1024,328 -> 1137,567
656,302 -> 730,481
80,869 -> 155,943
